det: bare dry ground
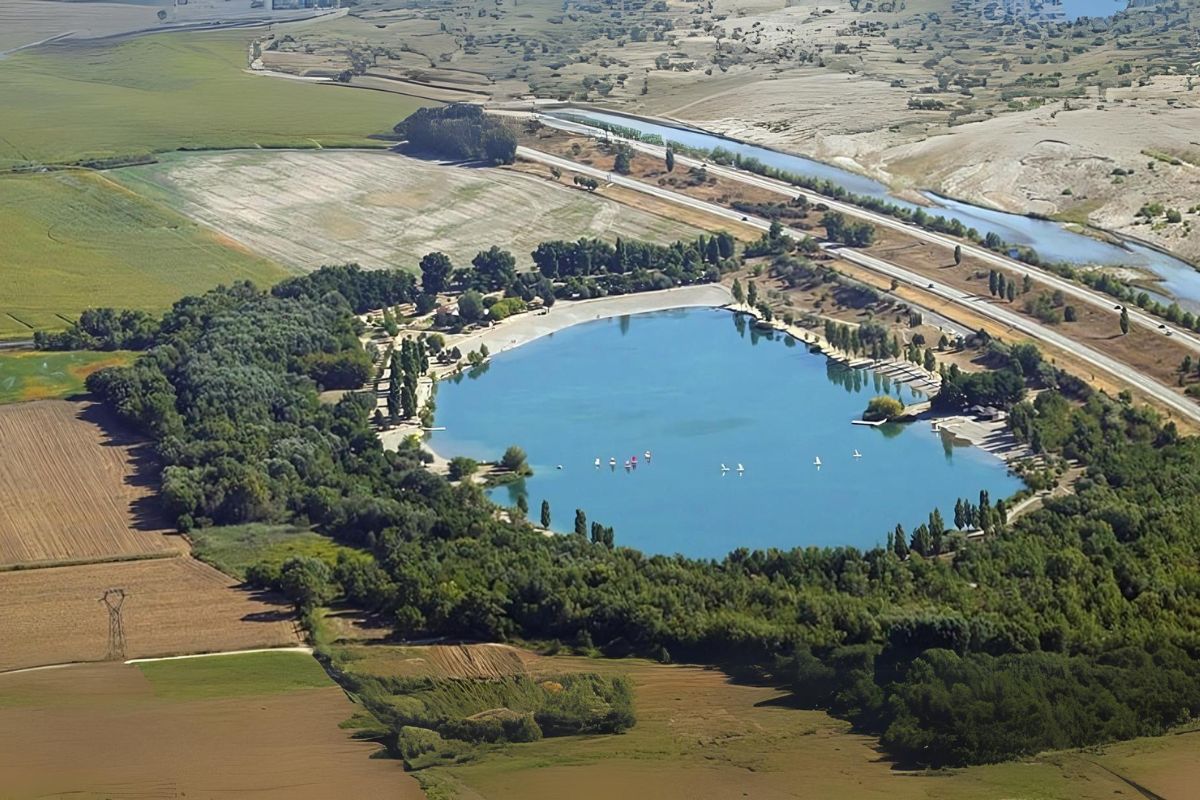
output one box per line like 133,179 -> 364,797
334,643 -> 1200,800
115,150 -> 705,272
0,557 -> 299,671
0,401 -> 179,567
0,660 -> 420,799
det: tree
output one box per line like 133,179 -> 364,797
277,556 -> 333,610
501,445 -> 530,475
665,149 -> 675,172
419,252 -> 454,295
401,383 -> 417,419
747,281 -> 758,307
892,524 -> 909,558
540,499 -> 551,528
864,395 -> 904,421
1005,282 -> 1015,302
923,348 -> 936,372
1023,274 -> 1033,294
448,456 -> 478,481
472,247 -> 517,291
387,352 -> 402,421
996,273 -> 1007,299
910,524 -> 932,557
732,279 -> 745,304
1064,305 -> 1077,322
953,244 -> 962,265
613,146 -> 632,175
1120,306 -> 1130,335
574,508 -> 587,537
988,270 -> 999,296
458,290 -> 485,323
515,493 -> 528,519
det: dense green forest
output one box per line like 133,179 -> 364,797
80,265 -> 1200,767
396,104 -> 518,164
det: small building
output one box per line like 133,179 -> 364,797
970,405 -> 1007,422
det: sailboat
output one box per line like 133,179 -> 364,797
595,457 -> 601,468
720,463 -> 730,473
813,456 -> 822,468
736,463 -> 745,474
852,450 -> 862,459
644,450 -> 652,462
609,456 -> 617,468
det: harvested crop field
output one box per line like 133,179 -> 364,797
366,648 -> 1200,800
343,642 -> 534,680
0,556 -> 299,671
0,400 -> 178,567
115,150 -> 705,272
0,657 -> 420,798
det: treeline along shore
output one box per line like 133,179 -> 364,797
32,226 -> 1200,769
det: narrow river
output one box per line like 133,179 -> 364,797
549,108 -> 1200,309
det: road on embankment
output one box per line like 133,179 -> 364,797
516,145 -> 1200,426
529,113 -> 1200,358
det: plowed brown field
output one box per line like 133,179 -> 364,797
0,557 -> 300,671
0,661 -> 421,799
0,400 -> 179,567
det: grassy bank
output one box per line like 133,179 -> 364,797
0,349 -> 135,402
0,31 -> 427,170
136,651 -> 329,700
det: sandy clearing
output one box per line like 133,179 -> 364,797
0,661 -> 420,799
0,556 -> 300,671
116,149 -> 705,273
0,400 -> 179,568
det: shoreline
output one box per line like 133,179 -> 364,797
445,284 -> 735,358
382,283 -> 1023,477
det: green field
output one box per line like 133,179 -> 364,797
0,349 -> 135,403
0,171 -> 287,337
136,651 -> 330,700
189,523 -> 356,580
0,32 -> 428,169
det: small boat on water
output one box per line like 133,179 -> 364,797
736,463 -> 745,473
631,455 -> 638,466
556,464 -> 564,470
644,450 -> 652,462
813,456 -> 822,467
720,463 -> 730,473
594,457 -> 601,468
852,450 -> 862,459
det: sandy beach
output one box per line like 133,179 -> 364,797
446,284 -> 733,358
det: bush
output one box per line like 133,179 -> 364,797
448,456 -> 479,481
864,395 -> 904,421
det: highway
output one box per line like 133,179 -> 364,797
531,113 -> 1200,357
517,145 -> 1200,425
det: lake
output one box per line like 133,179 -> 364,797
429,308 -> 1022,559
550,108 -> 1200,310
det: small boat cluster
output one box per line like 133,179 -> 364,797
594,451 -> 653,472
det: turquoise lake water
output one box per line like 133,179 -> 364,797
429,309 -> 1022,559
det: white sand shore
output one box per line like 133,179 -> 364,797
446,284 -> 733,358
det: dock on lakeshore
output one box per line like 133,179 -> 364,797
851,418 -> 887,427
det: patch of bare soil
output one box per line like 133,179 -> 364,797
0,661 -> 420,799
0,400 -> 180,568
0,557 -> 300,671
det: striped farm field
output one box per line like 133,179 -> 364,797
0,556 -> 300,671
0,400 -> 178,567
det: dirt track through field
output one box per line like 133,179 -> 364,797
0,400 -> 178,567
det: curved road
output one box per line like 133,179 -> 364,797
531,114 -> 1200,357
517,145 -> 1200,425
